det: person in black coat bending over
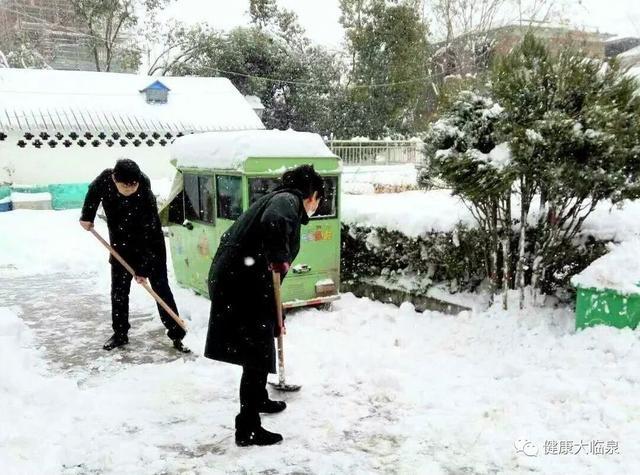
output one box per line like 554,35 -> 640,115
205,164 -> 324,447
79,159 -> 190,353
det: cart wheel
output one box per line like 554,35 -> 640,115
315,303 -> 334,312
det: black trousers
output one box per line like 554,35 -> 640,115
238,365 -> 269,426
110,261 -> 185,341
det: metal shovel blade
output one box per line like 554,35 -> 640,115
271,272 -> 302,392
269,381 -> 302,392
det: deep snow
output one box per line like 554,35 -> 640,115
572,239 -> 640,293
2,210 -> 640,474
342,190 -> 640,244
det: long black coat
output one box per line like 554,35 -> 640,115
80,169 -> 165,277
204,188 -> 309,373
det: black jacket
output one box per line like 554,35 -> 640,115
80,169 -> 165,277
204,188 -> 309,373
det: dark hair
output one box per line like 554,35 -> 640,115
281,164 -> 324,199
113,159 -> 142,184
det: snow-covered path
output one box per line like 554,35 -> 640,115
0,272 -> 196,377
2,210 -> 640,474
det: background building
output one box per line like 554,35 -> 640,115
0,68 -> 265,208
434,23 -> 639,77
0,0 -> 132,71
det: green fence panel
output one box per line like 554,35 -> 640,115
48,183 -> 89,210
575,286 -> 640,330
0,185 -> 10,200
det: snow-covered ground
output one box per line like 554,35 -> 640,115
342,164 -> 417,194
2,210 -> 640,474
343,190 -> 475,236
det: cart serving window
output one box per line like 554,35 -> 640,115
249,176 -> 338,219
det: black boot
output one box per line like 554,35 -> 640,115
103,333 -> 128,351
259,399 -> 287,414
172,338 -> 191,353
235,414 -> 283,447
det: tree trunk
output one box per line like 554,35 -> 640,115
516,181 -> 531,310
92,46 -> 102,72
530,188 -> 548,304
517,212 -> 528,309
501,194 -> 511,310
490,201 -> 499,303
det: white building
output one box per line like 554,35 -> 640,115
0,68 -> 264,208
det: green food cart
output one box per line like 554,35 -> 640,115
162,129 -> 342,309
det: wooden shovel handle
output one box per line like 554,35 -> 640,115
272,271 -> 286,385
272,271 -> 285,329
90,228 -> 187,331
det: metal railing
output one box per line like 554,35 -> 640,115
326,140 -> 424,166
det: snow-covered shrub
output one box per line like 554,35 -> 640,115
340,223 -> 608,301
419,33 -> 640,308
341,223 -> 488,293
419,90 -> 514,307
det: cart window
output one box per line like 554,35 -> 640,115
183,174 -> 199,221
199,176 -> 215,223
249,175 -> 338,219
168,191 -> 184,224
216,175 -> 242,220
249,177 -> 281,204
313,176 -> 338,219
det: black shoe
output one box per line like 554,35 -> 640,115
103,333 -> 128,351
259,399 -> 287,414
235,426 -> 284,447
172,339 -> 191,353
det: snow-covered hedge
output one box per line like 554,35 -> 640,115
341,223 -> 607,300
341,222 -> 485,293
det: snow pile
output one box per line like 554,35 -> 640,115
342,182 -> 376,195
0,210 -> 110,276
581,199 -> 640,242
0,307 -> 80,472
342,190 -> 475,237
171,130 -> 338,170
343,189 -> 640,241
571,240 -> 640,293
342,164 -> 417,190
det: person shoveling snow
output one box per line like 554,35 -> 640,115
205,164 -> 324,447
79,159 -> 190,353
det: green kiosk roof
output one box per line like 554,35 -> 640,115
170,130 -> 340,172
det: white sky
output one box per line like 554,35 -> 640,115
164,0 -> 640,47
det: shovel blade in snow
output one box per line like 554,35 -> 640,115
269,381 -> 302,392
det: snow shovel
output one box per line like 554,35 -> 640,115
89,228 -> 187,331
268,271 -> 301,392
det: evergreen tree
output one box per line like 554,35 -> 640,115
494,34 -> 640,301
249,0 -> 279,28
340,0 -> 431,138
168,25 -> 342,136
424,91 -> 514,305
423,33 -> 640,305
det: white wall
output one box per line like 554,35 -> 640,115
0,132 -> 176,185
